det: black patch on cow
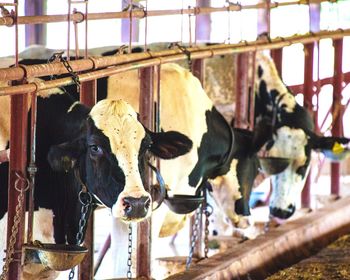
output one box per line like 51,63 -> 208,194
257,65 -> 263,78
188,107 -> 234,187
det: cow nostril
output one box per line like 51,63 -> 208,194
123,198 -> 132,213
144,197 -> 151,210
212,230 -> 218,236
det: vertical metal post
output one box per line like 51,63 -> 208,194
24,0 -> 46,46
137,67 -> 154,278
257,0 -> 270,36
331,38 -> 344,196
302,3 -> 320,207
121,0 -> 139,44
78,80 -> 97,280
195,0 -> 211,43
271,48 -> 283,76
234,53 -> 249,129
189,59 -> 205,259
7,92 -> 28,279
302,42 -> 315,208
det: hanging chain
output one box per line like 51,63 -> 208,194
68,190 -> 92,280
127,223 -> 133,280
47,52 -> 81,93
203,203 -> 213,258
0,173 -> 29,280
186,205 -> 202,270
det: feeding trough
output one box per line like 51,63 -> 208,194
23,241 -> 88,271
164,194 -> 204,215
258,156 -> 291,175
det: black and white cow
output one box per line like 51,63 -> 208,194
0,71 -> 194,278
254,51 -> 349,220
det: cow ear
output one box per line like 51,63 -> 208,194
47,138 -> 86,172
149,131 -> 193,159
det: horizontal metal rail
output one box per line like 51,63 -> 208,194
0,29 -> 349,97
0,0 -> 336,26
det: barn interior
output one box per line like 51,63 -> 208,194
1,1 -> 350,280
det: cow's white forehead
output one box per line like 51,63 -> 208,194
89,99 -> 145,157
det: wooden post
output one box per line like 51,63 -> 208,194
331,38 -> 344,196
78,80 -> 97,280
257,0 -> 270,36
137,67 -> 154,278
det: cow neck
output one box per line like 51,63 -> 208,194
74,166 -> 88,194
212,118 -> 235,176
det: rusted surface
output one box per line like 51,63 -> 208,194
302,42 -> 315,208
271,48 -> 282,76
331,39 -> 344,196
137,67 -> 154,278
165,196 -> 350,280
7,93 -> 28,279
78,80 -> 97,280
1,29 -> 350,85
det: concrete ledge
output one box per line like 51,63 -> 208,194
165,196 -> 350,280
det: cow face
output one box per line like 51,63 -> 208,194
48,99 -> 192,222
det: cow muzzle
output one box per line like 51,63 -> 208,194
123,196 -> 151,220
269,204 -> 296,220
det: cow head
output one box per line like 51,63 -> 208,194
48,99 -> 192,222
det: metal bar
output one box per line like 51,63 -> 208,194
195,0 -> 211,43
78,79 -> 97,280
24,0 -> 46,46
1,28 -> 350,83
190,59 -> 205,259
121,1 -> 139,45
94,234 -> 111,275
26,91 -> 37,243
0,0 -> 336,27
301,42 -> 315,208
271,48 -> 283,76
137,67 -> 154,278
234,53 -> 249,129
331,38 -> 344,196
7,92 -> 28,279
257,0 -> 270,36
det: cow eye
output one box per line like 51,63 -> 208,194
89,145 -> 103,156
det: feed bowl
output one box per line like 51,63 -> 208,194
23,243 -> 88,271
164,195 -> 204,214
258,156 -> 291,175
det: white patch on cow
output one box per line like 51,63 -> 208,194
67,101 -> 80,113
264,126 -> 309,211
0,208 -> 55,277
89,99 -> 150,218
210,159 -> 242,225
255,52 -> 296,113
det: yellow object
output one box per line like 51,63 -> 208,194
332,142 -> 345,154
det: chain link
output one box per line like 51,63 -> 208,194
186,205 -> 202,270
127,223 -> 133,280
47,52 -> 81,93
68,191 -> 92,280
0,174 -> 27,280
203,203 -> 213,259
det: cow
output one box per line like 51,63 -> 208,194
0,70 -> 194,278
254,51 -> 349,220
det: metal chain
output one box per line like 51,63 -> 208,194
186,205 -> 202,270
127,223 -> 133,280
0,174 -> 28,280
47,51 -> 81,93
68,191 -> 92,280
203,203 -> 213,258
